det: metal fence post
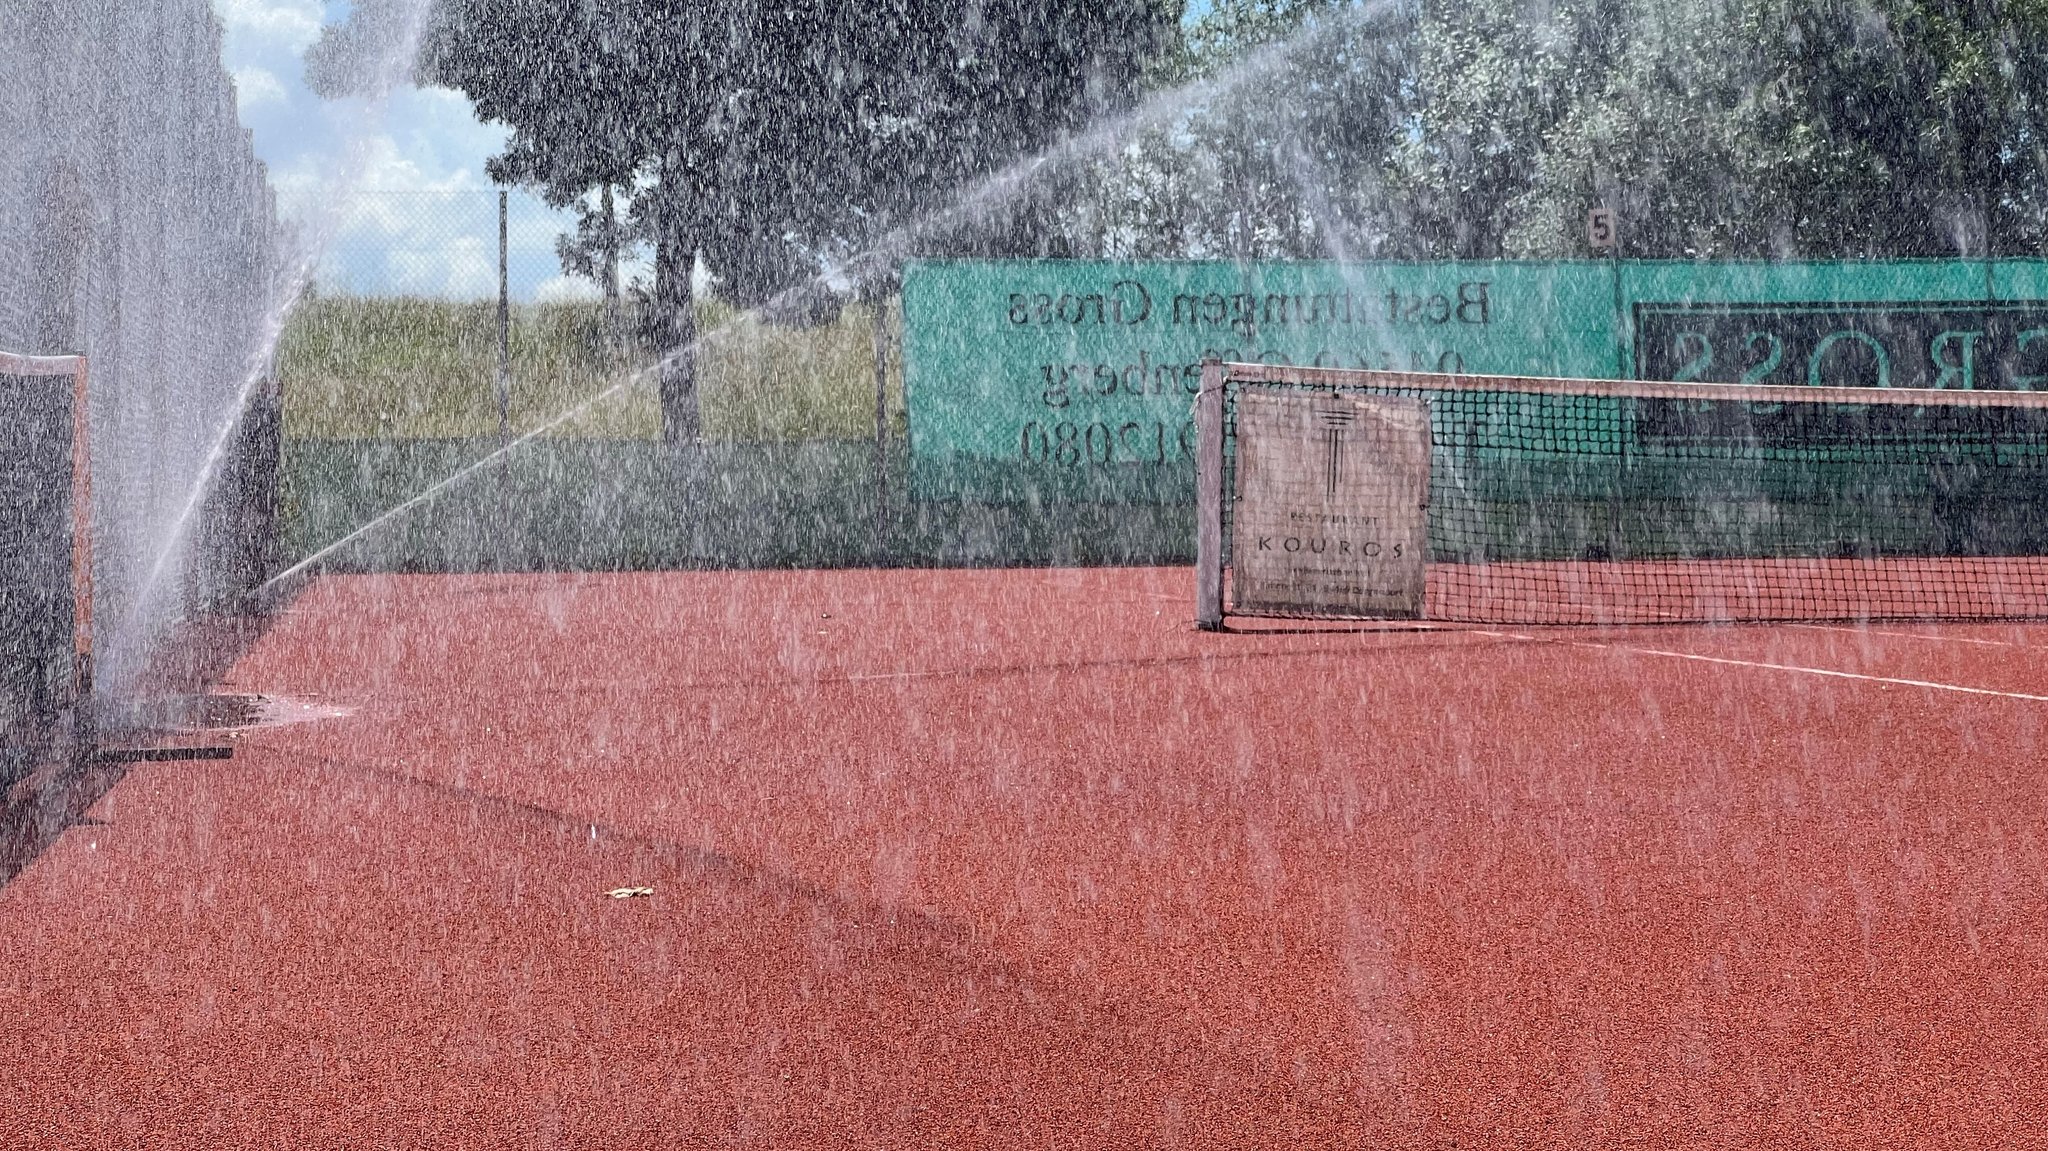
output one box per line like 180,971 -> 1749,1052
872,289 -> 890,556
495,189 -> 511,446
494,190 -> 514,571
1983,185 -> 1998,305
601,183 -> 623,365
1196,357 -> 1225,630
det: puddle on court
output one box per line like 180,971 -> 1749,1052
108,693 -> 357,737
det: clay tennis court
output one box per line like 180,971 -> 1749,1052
3,566 -> 2045,1146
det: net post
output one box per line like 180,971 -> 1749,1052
68,355 -> 94,754
1195,357 -> 1225,630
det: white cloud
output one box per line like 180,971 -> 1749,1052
211,0 -> 323,53
354,130 -> 490,196
210,2 -> 581,300
231,67 -> 289,110
535,274 -> 601,303
389,236 -> 496,298
385,86 -> 515,174
274,127 -> 487,218
278,128 -> 586,300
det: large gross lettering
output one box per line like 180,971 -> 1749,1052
1636,301 -> 2048,391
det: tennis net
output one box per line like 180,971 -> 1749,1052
1194,360 -> 2048,627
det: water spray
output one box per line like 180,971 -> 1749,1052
256,5 -> 1389,592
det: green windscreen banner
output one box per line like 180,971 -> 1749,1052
901,259 -> 2048,499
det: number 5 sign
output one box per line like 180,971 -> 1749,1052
1587,207 -> 1617,251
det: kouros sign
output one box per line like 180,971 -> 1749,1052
1230,390 -> 1431,619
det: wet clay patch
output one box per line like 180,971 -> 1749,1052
110,692 -> 354,737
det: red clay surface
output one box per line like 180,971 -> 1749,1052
4,567 -> 2048,1147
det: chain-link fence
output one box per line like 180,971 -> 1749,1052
280,187 -> 924,575
287,188 -> 900,441
311,189 -> 598,304
277,184 -> 2048,579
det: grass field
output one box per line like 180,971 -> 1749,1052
276,293 -> 905,442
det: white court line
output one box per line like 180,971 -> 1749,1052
1789,623 -> 2025,648
1473,630 -> 2048,703
845,668 -> 949,683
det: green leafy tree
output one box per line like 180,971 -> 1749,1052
309,0 -> 1179,439
1015,0 -> 2048,263
1480,0 -> 2048,257
973,0 -> 1417,262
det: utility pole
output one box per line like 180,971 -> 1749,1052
601,183 -> 622,365
871,281 -> 890,554
1607,211 -> 1626,380
495,189 -> 513,572
496,189 -> 511,447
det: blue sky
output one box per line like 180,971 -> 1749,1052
213,1 -> 1212,302
213,0 -> 596,301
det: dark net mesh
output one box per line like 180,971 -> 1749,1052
1218,366 -> 2048,624
0,368 -> 79,771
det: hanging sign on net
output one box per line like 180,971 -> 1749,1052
1231,389 -> 1431,619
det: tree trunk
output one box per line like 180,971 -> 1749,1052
653,176 -> 700,444
601,183 -> 622,364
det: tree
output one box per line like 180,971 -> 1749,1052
309,0 -> 1180,440
1484,0 -> 2048,258
1077,0 -> 2048,262
927,0 -> 1421,263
